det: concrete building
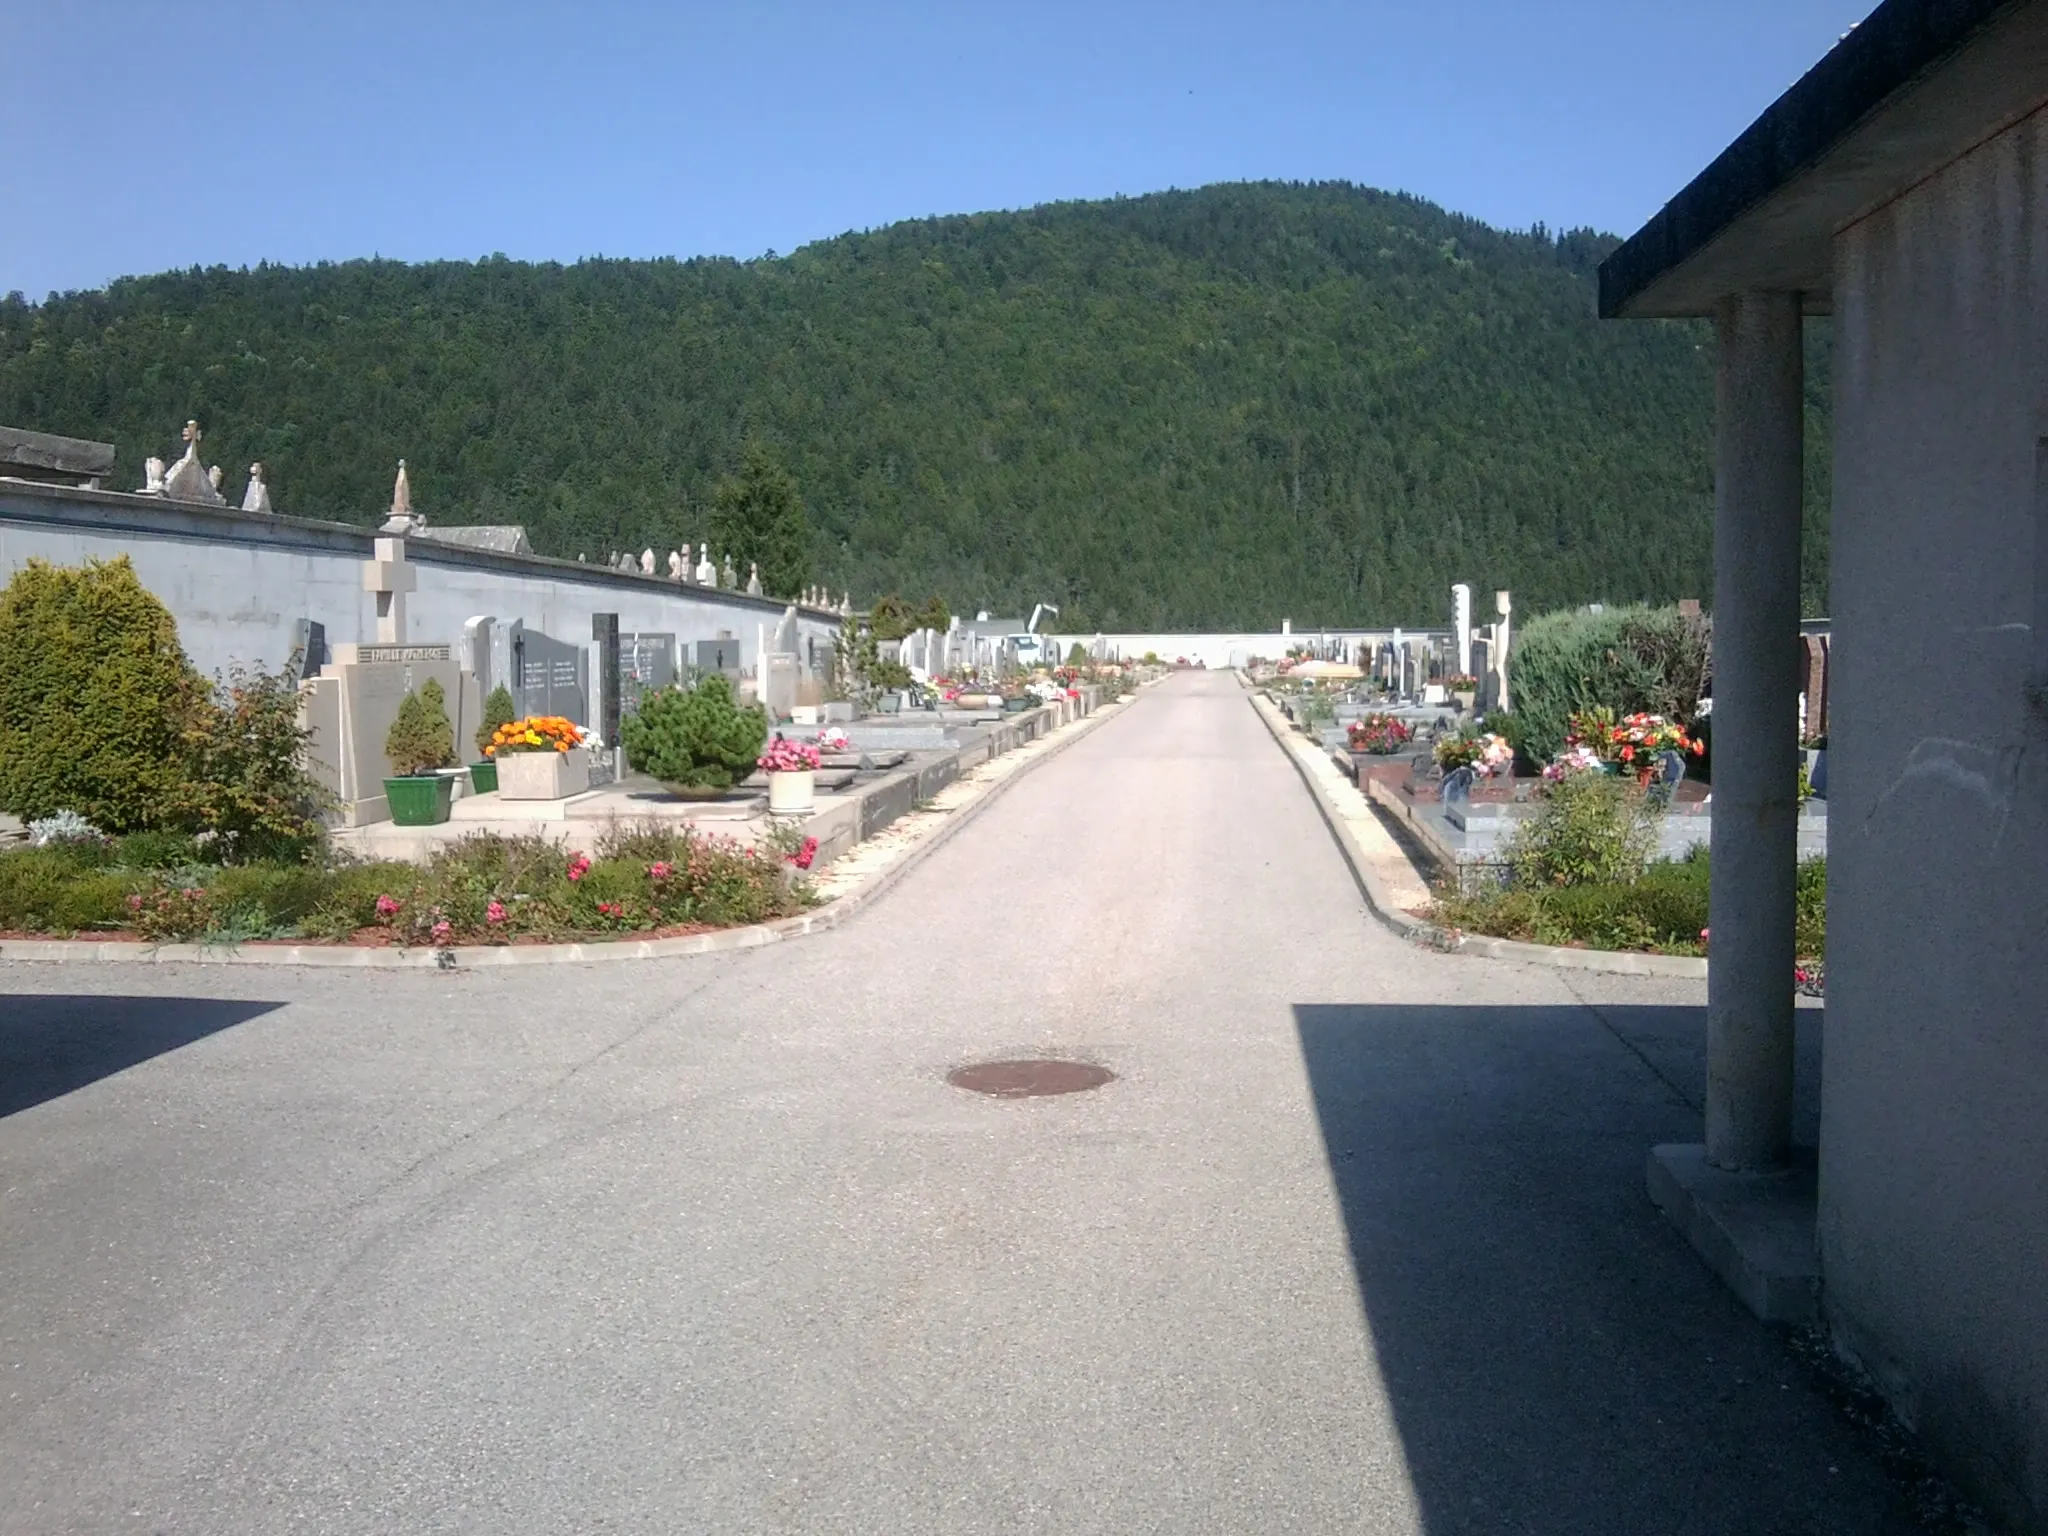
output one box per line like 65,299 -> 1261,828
1601,1 -> 2047,1527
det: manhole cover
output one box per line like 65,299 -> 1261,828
947,1059 -> 1115,1098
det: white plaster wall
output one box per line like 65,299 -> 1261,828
0,484 -> 842,690
1826,105 -> 2048,1531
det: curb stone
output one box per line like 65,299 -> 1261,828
1245,685 -> 1710,980
0,693 -> 1140,970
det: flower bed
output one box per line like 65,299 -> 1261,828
0,820 -> 819,947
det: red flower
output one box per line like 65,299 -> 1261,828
567,854 -> 591,883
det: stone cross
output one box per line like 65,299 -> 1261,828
362,536 -> 416,644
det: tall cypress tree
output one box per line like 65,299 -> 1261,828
711,440 -> 811,599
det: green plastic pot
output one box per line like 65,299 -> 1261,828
469,760 -> 499,794
384,774 -> 454,826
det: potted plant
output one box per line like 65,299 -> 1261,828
620,673 -> 768,798
486,714 -> 590,799
758,735 -> 822,813
383,678 -> 456,825
1445,674 -> 1479,710
470,684 -> 516,793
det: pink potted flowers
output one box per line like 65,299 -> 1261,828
758,735 -> 823,813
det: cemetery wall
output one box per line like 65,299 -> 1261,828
1823,107 -> 2048,1532
0,479 -> 843,683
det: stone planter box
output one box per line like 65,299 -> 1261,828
495,747 -> 591,800
767,769 -> 815,814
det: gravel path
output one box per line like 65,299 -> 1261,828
0,672 -> 1920,1534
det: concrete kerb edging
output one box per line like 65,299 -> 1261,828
0,694 -> 1140,970
1245,688 -> 1711,980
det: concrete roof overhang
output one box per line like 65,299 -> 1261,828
1599,0 -> 2048,319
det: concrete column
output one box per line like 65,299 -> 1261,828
1707,292 -> 1804,1171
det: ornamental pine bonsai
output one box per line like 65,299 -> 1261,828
620,673 -> 768,792
385,679 -> 455,777
475,684 -> 516,760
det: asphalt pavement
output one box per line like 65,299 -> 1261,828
0,671 -> 1922,1534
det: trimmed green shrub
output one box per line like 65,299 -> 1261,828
476,684 -> 517,759
1504,772 -> 1659,889
385,679 -> 455,776
0,848 -> 136,933
0,557 -> 209,831
1510,603 -> 1710,764
620,674 -> 767,791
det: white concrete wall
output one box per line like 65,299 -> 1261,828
1826,105 -> 2048,1531
0,482 -> 842,690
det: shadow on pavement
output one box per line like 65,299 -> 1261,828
0,994 -> 284,1118
1291,1001 -> 1918,1535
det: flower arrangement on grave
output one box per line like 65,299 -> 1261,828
814,727 -> 851,753
485,715 -> 585,756
1434,730 -> 1513,777
1346,713 -> 1413,755
1444,674 -> 1479,693
1566,708 -> 1699,771
757,737 -> 822,774
1541,743 -> 1607,782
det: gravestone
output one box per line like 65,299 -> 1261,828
592,613 -> 620,752
300,642 -> 474,825
1647,749 -> 1688,810
515,629 -> 589,725
1471,636 -> 1496,712
1441,766 -> 1476,806
620,632 -> 676,715
288,618 -> 328,682
696,638 -> 741,675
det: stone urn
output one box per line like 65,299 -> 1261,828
767,769 -> 816,814
496,746 -> 591,800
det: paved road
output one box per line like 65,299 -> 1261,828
1,672 -> 1917,1534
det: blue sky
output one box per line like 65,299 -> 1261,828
4,0 -> 1865,300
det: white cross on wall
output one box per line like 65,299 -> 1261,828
362,536 -> 417,644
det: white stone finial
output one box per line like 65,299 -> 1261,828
640,548 -> 655,575
241,463 -> 272,514
695,544 -> 716,585
668,549 -> 685,581
381,460 -> 419,533
745,561 -> 763,596
208,464 -> 224,491
721,555 -> 738,589
141,456 -> 167,494
161,420 -> 226,505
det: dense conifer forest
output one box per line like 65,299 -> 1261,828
0,182 -> 1830,626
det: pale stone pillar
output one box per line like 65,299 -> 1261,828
1707,292 -> 1804,1171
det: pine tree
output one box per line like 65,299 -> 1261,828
711,440 -> 811,599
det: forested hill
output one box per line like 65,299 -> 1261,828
0,182 -> 1829,628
